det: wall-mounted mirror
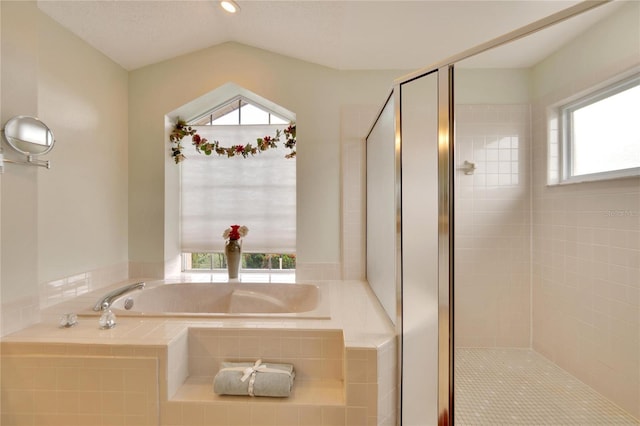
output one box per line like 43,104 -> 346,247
1,115 -> 55,170
2,115 -> 55,156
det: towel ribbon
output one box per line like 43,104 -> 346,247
220,359 -> 292,397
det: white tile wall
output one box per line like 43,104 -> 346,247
454,104 -> 532,348
1,262 -> 129,337
40,262 -> 129,309
531,90 -> 640,418
455,98 -> 639,419
0,295 -> 40,338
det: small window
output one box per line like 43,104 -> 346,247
182,252 -> 296,282
557,73 -> 640,183
190,97 -> 289,126
185,252 -> 296,270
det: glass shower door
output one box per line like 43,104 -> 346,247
399,70 -> 445,426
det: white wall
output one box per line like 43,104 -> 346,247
0,3 -> 406,335
455,68 -> 531,104
1,1 -> 39,333
0,1 -> 129,335
531,2 -> 639,101
127,42 -> 405,278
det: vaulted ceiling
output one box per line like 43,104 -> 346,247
37,0 -> 617,72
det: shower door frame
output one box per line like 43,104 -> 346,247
391,1 -> 611,424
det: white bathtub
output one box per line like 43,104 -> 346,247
94,281 -> 330,319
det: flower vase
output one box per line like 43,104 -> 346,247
225,239 -> 242,279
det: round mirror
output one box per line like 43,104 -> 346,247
2,115 -> 55,156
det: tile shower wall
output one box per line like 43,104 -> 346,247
531,94 -> 640,418
454,104 -> 532,348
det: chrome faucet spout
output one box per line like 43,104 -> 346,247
93,281 -> 145,311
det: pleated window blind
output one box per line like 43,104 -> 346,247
180,124 -> 296,254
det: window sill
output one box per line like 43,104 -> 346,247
548,167 -> 640,186
180,269 -> 296,283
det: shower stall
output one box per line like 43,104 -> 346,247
366,1 -> 639,425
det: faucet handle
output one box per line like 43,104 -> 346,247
99,309 -> 116,329
59,313 -> 78,328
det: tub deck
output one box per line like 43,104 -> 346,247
7,280 -> 392,348
0,280 -> 397,426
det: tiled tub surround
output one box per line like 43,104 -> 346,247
0,280 -> 396,426
1,262 -> 130,337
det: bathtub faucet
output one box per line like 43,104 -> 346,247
93,281 -> 146,311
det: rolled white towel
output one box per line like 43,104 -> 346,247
213,359 -> 295,397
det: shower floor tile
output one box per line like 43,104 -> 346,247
455,348 -> 639,425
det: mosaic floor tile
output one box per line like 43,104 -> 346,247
455,348 -> 638,425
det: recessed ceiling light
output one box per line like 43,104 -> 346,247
220,0 -> 240,14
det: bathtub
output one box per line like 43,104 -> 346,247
88,281 -> 330,319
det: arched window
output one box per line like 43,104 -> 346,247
190,96 -> 290,126
179,94 -> 296,279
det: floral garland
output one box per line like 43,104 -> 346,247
169,118 -> 296,164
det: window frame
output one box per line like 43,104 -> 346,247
189,96 -> 289,126
556,72 -> 640,184
181,252 -> 296,271
181,252 -> 296,282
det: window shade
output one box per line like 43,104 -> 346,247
180,124 -> 296,253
